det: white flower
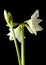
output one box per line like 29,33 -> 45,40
7,25 -> 22,43
7,25 -> 25,43
25,10 -> 43,35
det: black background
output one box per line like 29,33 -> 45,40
0,0 -> 46,65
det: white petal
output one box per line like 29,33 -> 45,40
14,25 -> 22,43
37,19 -> 43,24
34,25 -> 43,31
25,19 -> 37,35
14,25 -> 25,42
7,32 -> 13,41
25,24 -> 35,34
31,10 -> 39,20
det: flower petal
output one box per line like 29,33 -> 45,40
25,24 -> 35,34
34,25 -> 43,31
31,10 -> 39,20
14,25 -> 22,43
37,19 -> 43,24
7,32 -> 13,41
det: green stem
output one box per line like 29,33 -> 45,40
11,27 -> 21,65
21,25 -> 25,65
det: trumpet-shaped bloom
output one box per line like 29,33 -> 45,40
7,25 -> 22,43
7,25 -> 25,43
25,10 -> 43,35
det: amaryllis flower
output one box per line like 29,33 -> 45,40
7,25 -> 22,43
7,25 -> 25,43
24,10 -> 43,35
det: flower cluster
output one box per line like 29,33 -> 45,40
4,10 -> 43,42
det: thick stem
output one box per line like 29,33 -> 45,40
21,25 -> 25,65
11,27 -> 21,65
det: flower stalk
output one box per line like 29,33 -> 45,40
21,25 -> 25,65
11,27 -> 21,65
4,10 -> 21,65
